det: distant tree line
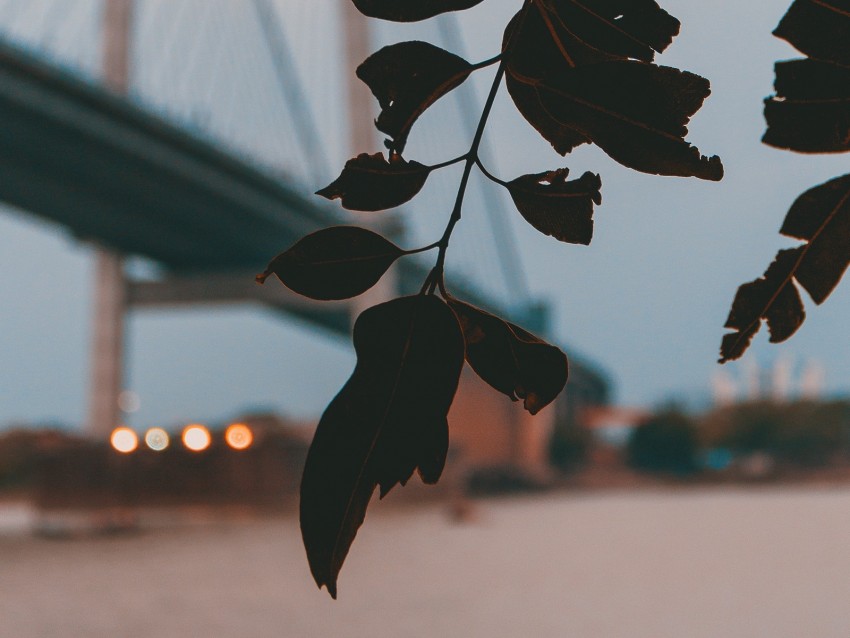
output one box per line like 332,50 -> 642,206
621,401 -> 850,477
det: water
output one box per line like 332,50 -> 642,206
1,487 -> 848,637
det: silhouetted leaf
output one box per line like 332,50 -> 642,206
507,169 -> 602,245
774,0 -> 850,68
506,74 -> 590,155
720,249 -> 806,363
256,226 -> 403,300
507,3 -> 614,74
301,295 -> 464,597
763,59 -> 850,153
503,5 -> 720,179
351,0 -> 484,22
779,174 -> 850,303
531,62 -> 724,180
540,0 -> 680,63
503,7 -> 594,154
357,41 -> 474,154
719,174 -> 850,362
447,298 -> 568,414
725,2 -> 850,360
317,153 -> 431,211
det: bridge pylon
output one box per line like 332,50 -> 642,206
86,0 -> 133,437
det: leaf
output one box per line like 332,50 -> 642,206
256,226 -> 404,300
779,174 -> 850,303
719,174 -> 850,362
719,249 -> 806,363
357,41 -> 474,154
506,74 -> 591,155
774,0 -> 850,68
503,5 -> 720,178
502,9 -> 594,155
351,0 -> 485,22
728,3 -> 850,360
506,3 -> 614,75
531,61 -> 724,180
317,153 -> 431,211
300,295 -> 464,597
763,59 -> 850,153
507,169 -> 602,245
447,298 -> 568,414
540,0 -> 681,63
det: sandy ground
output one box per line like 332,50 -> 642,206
1,487 -> 849,638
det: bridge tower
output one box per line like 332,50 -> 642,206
87,0 -> 133,437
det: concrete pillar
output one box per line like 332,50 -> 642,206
86,0 -> 133,436
87,250 -> 127,436
102,0 -> 133,92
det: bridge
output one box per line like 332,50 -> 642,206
0,0 -> 609,444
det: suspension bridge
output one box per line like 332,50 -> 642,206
0,0 -> 608,442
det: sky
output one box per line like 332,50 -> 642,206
1,0 -> 849,431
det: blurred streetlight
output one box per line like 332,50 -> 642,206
144,427 -> 170,451
182,424 -> 211,452
110,426 -> 138,453
225,423 -> 253,451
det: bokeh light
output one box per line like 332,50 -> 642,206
110,427 -> 138,453
225,423 -> 253,450
144,427 -> 170,451
117,390 -> 141,413
182,424 -> 211,452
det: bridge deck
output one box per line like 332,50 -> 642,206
0,40 -> 339,273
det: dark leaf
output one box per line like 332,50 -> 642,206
733,3 -> 850,360
503,5 -> 720,177
300,295 -> 464,597
506,74 -> 590,155
256,226 -> 404,300
719,248 -> 806,363
357,41 -> 474,154
507,169 -> 602,245
531,61 -> 724,180
540,0 -> 680,63
763,59 -> 850,153
719,174 -> 850,362
779,174 -> 850,303
317,153 -> 431,211
506,4 -> 614,76
774,0 -> 850,68
502,9 -> 595,154
448,298 -> 568,414
351,0 -> 484,22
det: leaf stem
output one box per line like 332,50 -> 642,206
404,239 -> 442,255
426,154 -> 468,172
427,59 -> 508,294
471,53 -> 503,71
420,0 -> 534,295
475,158 -> 510,187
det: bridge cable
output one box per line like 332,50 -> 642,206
249,0 -> 330,186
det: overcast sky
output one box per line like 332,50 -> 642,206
1,0 -> 848,430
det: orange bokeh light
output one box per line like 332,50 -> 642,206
182,424 -> 211,452
110,427 -> 138,454
225,423 -> 253,451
